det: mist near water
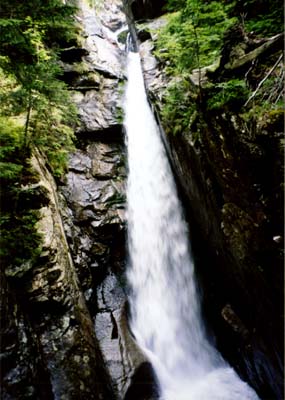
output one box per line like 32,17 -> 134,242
124,51 -> 259,400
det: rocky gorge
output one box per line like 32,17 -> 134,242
1,1 -> 155,399
0,0 -> 284,399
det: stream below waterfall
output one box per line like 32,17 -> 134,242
123,51 -> 260,400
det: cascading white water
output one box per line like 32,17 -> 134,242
124,51 -> 259,400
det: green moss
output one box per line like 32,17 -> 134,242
117,30 -> 128,45
73,61 -> 91,74
205,79 -> 249,111
155,0 -> 283,138
105,192 -> 126,207
0,0 -> 79,275
115,107 -> 124,124
0,119 -> 42,271
160,78 -> 197,136
154,2 -> 237,74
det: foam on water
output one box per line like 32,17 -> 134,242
124,51 -> 259,400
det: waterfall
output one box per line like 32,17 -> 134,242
123,51 -> 259,400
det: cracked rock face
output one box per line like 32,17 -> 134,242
60,140 -> 126,296
1,150 -> 114,400
137,15 -> 284,400
1,2 -> 160,399
59,0 -> 128,305
59,1 -> 156,398
30,154 -> 114,400
66,0 -> 127,135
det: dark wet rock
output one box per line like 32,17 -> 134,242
164,117 -> 284,399
140,40 -> 158,86
68,151 -> 92,173
127,0 -> 165,20
18,183 -> 50,210
90,142 -> 124,179
0,270 -> 52,400
59,137 -> 127,304
58,5 -> 134,392
138,28 -> 152,42
124,362 -> 160,400
77,0 -> 126,77
57,3 -> 160,395
5,260 -> 35,280
2,151 -> 114,399
95,274 -> 158,399
60,47 -> 89,63
60,141 -> 155,399
92,0 -> 127,32
137,15 -> 284,400
84,34 -> 124,79
221,304 -> 250,340
61,1 -> 127,138
31,153 -> 114,399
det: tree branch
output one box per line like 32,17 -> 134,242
244,53 -> 283,107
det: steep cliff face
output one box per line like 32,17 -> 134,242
136,9 -> 284,399
164,108 -> 284,399
1,1 -> 283,399
1,148 -> 114,399
58,1 -> 157,399
1,268 -> 53,399
1,1 -> 156,399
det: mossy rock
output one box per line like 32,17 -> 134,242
117,29 -> 128,45
19,184 -> 50,210
258,109 -> 284,135
5,260 -> 34,279
221,203 -> 260,262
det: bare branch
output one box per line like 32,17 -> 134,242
225,33 -> 283,71
244,53 -> 283,107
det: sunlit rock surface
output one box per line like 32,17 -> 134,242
59,1 -> 153,398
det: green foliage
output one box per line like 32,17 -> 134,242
165,0 -> 186,11
0,64 -> 77,177
0,0 -> 78,273
115,107 -> 124,124
155,1 -> 237,74
154,0 -> 238,136
88,0 -> 103,11
105,192 -> 126,207
155,0 -> 281,138
160,78 -> 196,136
239,103 -> 284,137
205,79 -> 249,111
0,117 -> 41,268
0,161 -> 22,180
245,15 -> 282,36
0,118 -> 22,157
225,0 -> 283,36
0,0 -> 77,62
0,0 -> 78,177
0,211 -> 41,267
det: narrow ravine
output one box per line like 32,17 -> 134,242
123,51 -> 260,400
